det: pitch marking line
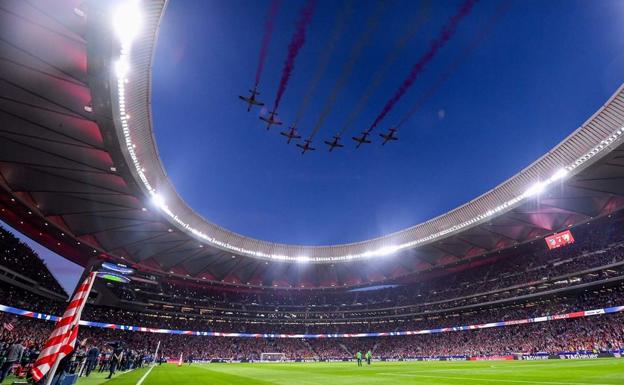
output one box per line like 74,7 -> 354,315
136,364 -> 156,385
378,373 -> 616,385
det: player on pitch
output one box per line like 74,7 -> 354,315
356,351 -> 362,367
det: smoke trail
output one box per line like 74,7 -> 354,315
307,0 -> 386,140
273,0 -> 317,111
337,0 -> 431,136
255,0 -> 281,87
395,0 -> 512,129
293,0 -> 354,125
368,0 -> 478,133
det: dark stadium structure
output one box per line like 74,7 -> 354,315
0,0 -> 623,379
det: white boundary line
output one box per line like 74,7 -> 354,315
136,364 -> 156,385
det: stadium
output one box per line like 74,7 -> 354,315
0,0 -> 623,384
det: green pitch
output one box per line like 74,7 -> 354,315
85,359 -> 624,385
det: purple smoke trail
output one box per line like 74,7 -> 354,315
396,0 -> 512,129
273,0 -> 317,111
369,0 -> 478,132
255,0 -> 281,87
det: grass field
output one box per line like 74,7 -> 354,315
83,359 -> 624,385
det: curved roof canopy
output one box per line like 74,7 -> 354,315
1,0 -> 624,288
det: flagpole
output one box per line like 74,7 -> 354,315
43,262 -> 98,385
43,356 -> 62,385
153,341 -> 161,366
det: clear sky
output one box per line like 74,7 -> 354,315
148,0 -> 624,246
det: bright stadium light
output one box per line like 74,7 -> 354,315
376,245 -> 400,257
152,193 -> 166,210
524,181 -> 546,198
114,58 -> 130,78
551,168 -> 569,182
113,1 -> 142,44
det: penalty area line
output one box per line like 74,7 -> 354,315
136,364 -> 156,385
378,373 -> 614,385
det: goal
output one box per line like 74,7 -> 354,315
260,353 -> 286,362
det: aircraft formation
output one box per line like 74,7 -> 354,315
239,88 -> 399,154
237,0 -> 506,155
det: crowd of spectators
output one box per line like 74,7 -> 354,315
371,313 -> 624,358
2,276 -> 624,335
112,215 -> 624,322
0,225 -> 66,296
1,308 -> 622,365
99,240 -> 624,329
1,214 -> 624,376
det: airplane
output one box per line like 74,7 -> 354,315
280,125 -> 301,144
259,110 -> 282,130
238,88 -> 264,112
296,139 -> 316,155
352,131 -> 372,148
324,135 -> 344,152
379,127 -> 399,145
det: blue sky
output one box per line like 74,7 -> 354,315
151,0 -> 624,246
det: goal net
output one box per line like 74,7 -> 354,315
260,353 -> 286,362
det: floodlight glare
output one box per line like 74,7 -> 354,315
551,168 -> 569,181
376,245 -> 400,256
524,181 -> 546,198
113,1 -> 142,44
114,59 -> 130,78
151,193 -> 166,210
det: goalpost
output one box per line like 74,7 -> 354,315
260,353 -> 286,362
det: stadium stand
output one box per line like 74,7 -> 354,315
0,218 -> 623,364
0,225 -> 66,297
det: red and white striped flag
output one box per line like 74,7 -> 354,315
31,272 -> 97,382
2,322 -> 14,331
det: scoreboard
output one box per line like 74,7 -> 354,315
545,230 -> 575,250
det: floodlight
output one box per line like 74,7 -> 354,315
115,58 -> 130,78
551,168 -> 569,181
113,1 -> 142,44
524,181 -> 545,198
151,193 -> 166,210
376,245 -> 400,256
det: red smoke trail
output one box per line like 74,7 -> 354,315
368,0 -> 478,132
273,0 -> 317,111
396,0 -> 512,129
255,0 -> 281,87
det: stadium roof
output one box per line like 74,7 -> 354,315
1,0 -> 624,288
